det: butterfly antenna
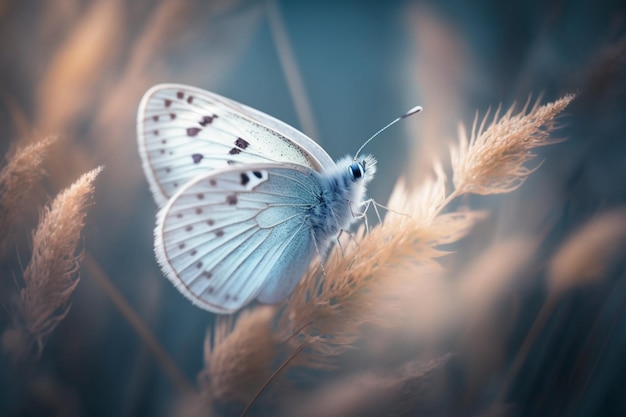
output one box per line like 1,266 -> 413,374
353,105 -> 423,160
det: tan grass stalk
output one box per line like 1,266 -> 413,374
169,393 -> 216,417
457,237 -> 538,321
267,0 -> 319,141
84,254 -> 194,394
281,94 -> 574,366
199,306 -> 278,405
548,208 -> 626,294
282,354 -> 452,417
0,136 -> 57,255
450,94 -> 575,197
497,209 -> 626,402
282,174 -> 484,364
2,166 -> 102,362
454,238 -> 537,400
36,0 -> 123,133
406,5 -> 468,181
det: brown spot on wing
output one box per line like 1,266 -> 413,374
235,138 -> 249,149
187,127 -> 201,137
199,116 -> 213,126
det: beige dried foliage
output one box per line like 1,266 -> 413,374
389,267 -> 455,342
5,94 -> 33,141
548,208 -> 626,294
280,94 -> 573,367
2,166 -> 102,362
169,392 -> 216,417
454,238 -> 538,391
457,237 -> 538,321
283,354 -> 452,417
36,0 -> 123,133
282,171 -> 484,363
199,305 -> 278,405
0,136 -> 57,255
451,94 -> 575,196
406,4 -> 469,180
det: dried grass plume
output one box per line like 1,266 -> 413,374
281,94 -> 574,367
283,354 -> 453,417
451,94 -> 575,196
2,166 -> 103,363
199,305 -> 278,406
548,208 -> 626,294
0,136 -> 57,255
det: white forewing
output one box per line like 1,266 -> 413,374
155,163 -> 319,313
137,84 -> 335,206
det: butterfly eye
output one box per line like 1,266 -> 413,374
349,161 -> 364,182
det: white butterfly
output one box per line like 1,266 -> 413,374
137,84 -> 419,313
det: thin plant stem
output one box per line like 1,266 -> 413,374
266,0 -> 320,141
240,342 -> 307,417
565,278 -> 626,417
84,253 -> 195,394
281,320 -> 313,344
497,293 -> 557,403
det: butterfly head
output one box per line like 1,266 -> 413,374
348,154 -> 376,183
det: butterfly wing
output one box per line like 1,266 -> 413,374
155,163 -> 320,313
137,84 -> 335,206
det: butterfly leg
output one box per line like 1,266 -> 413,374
335,228 -> 361,255
350,199 -> 373,233
340,228 -> 363,252
335,229 -> 346,256
370,199 -> 412,220
311,231 -> 327,278
356,198 -> 413,229
368,198 -> 383,225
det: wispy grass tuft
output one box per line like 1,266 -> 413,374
199,306 -> 278,406
279,95 -> 575,367
548,208 -> 626,294
451,94 -> 575,197
497,208 -> 626,402
283,354 -> 453,417
2,166 -> 103,363
0,136 -> 57,256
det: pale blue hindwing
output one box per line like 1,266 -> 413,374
137,84 -> 335,207
155,163 -> 321,313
